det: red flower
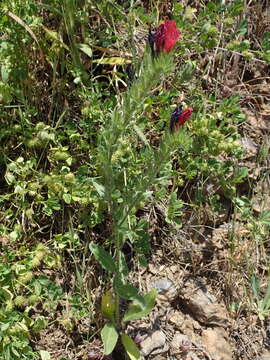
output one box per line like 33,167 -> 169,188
170,106 -> 193,132
154,20 -> 181,54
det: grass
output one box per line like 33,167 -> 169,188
0,0 -> 269,359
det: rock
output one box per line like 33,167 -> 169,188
202,328 -> 233,360
150,344 -> 169,356
170,333 -> 191,356
168,310 -> 185,328
260,351 -> 270,360
153,278 -> 178,300
182,315 -> 201,338
140,330 -> 166,356
134,332 -> 148,345
153,278 -> 174,293
178,278 -> 228,326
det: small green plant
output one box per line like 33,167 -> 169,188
251,275 -> 270,321
0,243 -> 65,359
89,33 -> 192,355
1,0 -> 269,358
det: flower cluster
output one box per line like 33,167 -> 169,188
149,20 -> 181,56
148,20 -> 192,131
170,106 -> 193,133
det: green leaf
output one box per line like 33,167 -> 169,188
1,323 -> 10,331
39,350 -> 51,360
93,57 -> 132,65
89,243 -> 116,272
133,124 -> 150,147
63,193 -> 71,204
262,281 -> 270,310
1,65 -> 9,83
260,210 -> 270,225
119,253 -> 128,277
138,256 -> 148,267
251,275 -> 260,300
92,180 -> 105,196
114,275 -> 144,306
101,322 -> 119,355
236,19 -> 248,35
77,43 -> 92,58
0,286 -> 13,301
42,25 -> 69,50
121,334 -> 141,360
123,289 -> 157,322
234,167 -> 248,183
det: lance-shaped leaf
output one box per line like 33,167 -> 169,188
101,322 -> 119,355
119,253 -> 128,277
89,242 -> 116,272
121,334 -> 141,360
123,289 -> 157,322
114,275 -> 144,307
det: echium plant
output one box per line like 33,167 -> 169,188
89,20 -> 191,359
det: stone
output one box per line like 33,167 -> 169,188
153,278 -> 174,293
260,351 -> 270,360
153,278 -> 178,301
178,279 -> 228,326
168,310 -> 185,328
202,328 -> 233,360
170,333 -> 191,355
140,330 -> 166,356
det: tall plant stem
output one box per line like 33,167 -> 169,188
114,232 -> 121,328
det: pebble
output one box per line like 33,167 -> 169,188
140,330 -> 166,356
153,278 -> 174,293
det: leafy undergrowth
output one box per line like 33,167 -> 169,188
0,1 -> 270,359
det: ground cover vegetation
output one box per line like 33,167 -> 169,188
0,0 -> 270,359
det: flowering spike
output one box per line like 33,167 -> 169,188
170,106 -> 193,132
148,20 -> 181,56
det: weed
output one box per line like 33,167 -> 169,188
0,0 -> 269,358
251,275 -> 270,321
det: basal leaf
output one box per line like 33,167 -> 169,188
89,243 -> 116,272
101,322 -> 119,355
121,334 -> 141,360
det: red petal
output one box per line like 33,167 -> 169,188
163,20 -> 181,52
178,107 -> 193,125
155,20 -> 181,53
